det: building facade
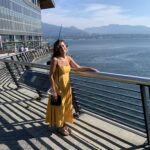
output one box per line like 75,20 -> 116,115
0,0 -> 54,51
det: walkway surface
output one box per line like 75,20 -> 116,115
0,84 -> 148,150
0,62 -> 149,150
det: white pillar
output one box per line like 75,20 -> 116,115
0,35 -> 3,50
35,0 -> 37,5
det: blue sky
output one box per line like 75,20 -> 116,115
41,0 -> 150,29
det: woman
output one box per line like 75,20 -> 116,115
45,39 -> 99,136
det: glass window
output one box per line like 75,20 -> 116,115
0,0 -> 2,6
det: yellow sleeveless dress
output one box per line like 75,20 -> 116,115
45,65 -> 74,128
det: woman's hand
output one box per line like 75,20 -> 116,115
52,91 -> 58,101
82,67 -> 100,73
91,68 -> 100,73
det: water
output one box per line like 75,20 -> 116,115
58,36 -> 150,78
49,35 -> 150,130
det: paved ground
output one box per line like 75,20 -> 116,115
0,81 -> 149,150
0,57 -> 149,150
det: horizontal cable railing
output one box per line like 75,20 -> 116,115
71,75 -> 144,132
0,56 -> 150,144
70,71 -> 150,145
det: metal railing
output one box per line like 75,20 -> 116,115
0,47 -> 52,89
71,73 -> 150,135
0,51 -> 150,145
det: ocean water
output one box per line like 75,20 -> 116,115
66,37 -> 150,130
49,36 -> 150,129
62,36 -> 150,78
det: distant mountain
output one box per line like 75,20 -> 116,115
84,24 -> 150,34
42,23 -> 150,40
42,23 -> 90,39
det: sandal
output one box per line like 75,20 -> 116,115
58,127 -> 69,136
64,126 -> 72,134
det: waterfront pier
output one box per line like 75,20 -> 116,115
0,49 -> 149,150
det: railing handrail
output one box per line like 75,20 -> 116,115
1,45 -> 49,59
72,71 -> 150,86
1,58 -> 150,86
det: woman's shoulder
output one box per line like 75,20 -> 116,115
66,55 -> 72,61
51,57 -> 58,65
51,57 -> 58,61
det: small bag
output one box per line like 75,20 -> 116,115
51,95 -> 61,106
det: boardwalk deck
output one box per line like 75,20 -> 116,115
0,84 -> 148,150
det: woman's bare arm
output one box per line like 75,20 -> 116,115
49,57 -> 58,96
68,56 -> 99,72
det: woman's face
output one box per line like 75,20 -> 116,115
58,41 -> 67,55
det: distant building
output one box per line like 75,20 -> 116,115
0,0 -> 55,51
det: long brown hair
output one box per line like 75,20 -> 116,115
52,39 -> 68,58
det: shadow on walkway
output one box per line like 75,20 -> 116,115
0,70 -> 148,149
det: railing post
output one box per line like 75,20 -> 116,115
15,55 -> 25,71
31,50 -> 36,59
34,50 -> 39,58
30,51 -> 34,61
21,53 -> 28,62
10,56 -> 21,76
36,50 -> 40,57
72,87 -> 80,118
38,49 -> 43,56
25,52 -> 30,62
140,85 -> 150,145
5,62 -> 19,88
43,49 -> 46,55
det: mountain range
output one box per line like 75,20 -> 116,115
84,24 -> 150,34
42,23 -> 150,39
42,23 -> 89,39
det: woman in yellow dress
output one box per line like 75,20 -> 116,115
45,39 -> 99,136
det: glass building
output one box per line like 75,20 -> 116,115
0,0 -> 54,51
